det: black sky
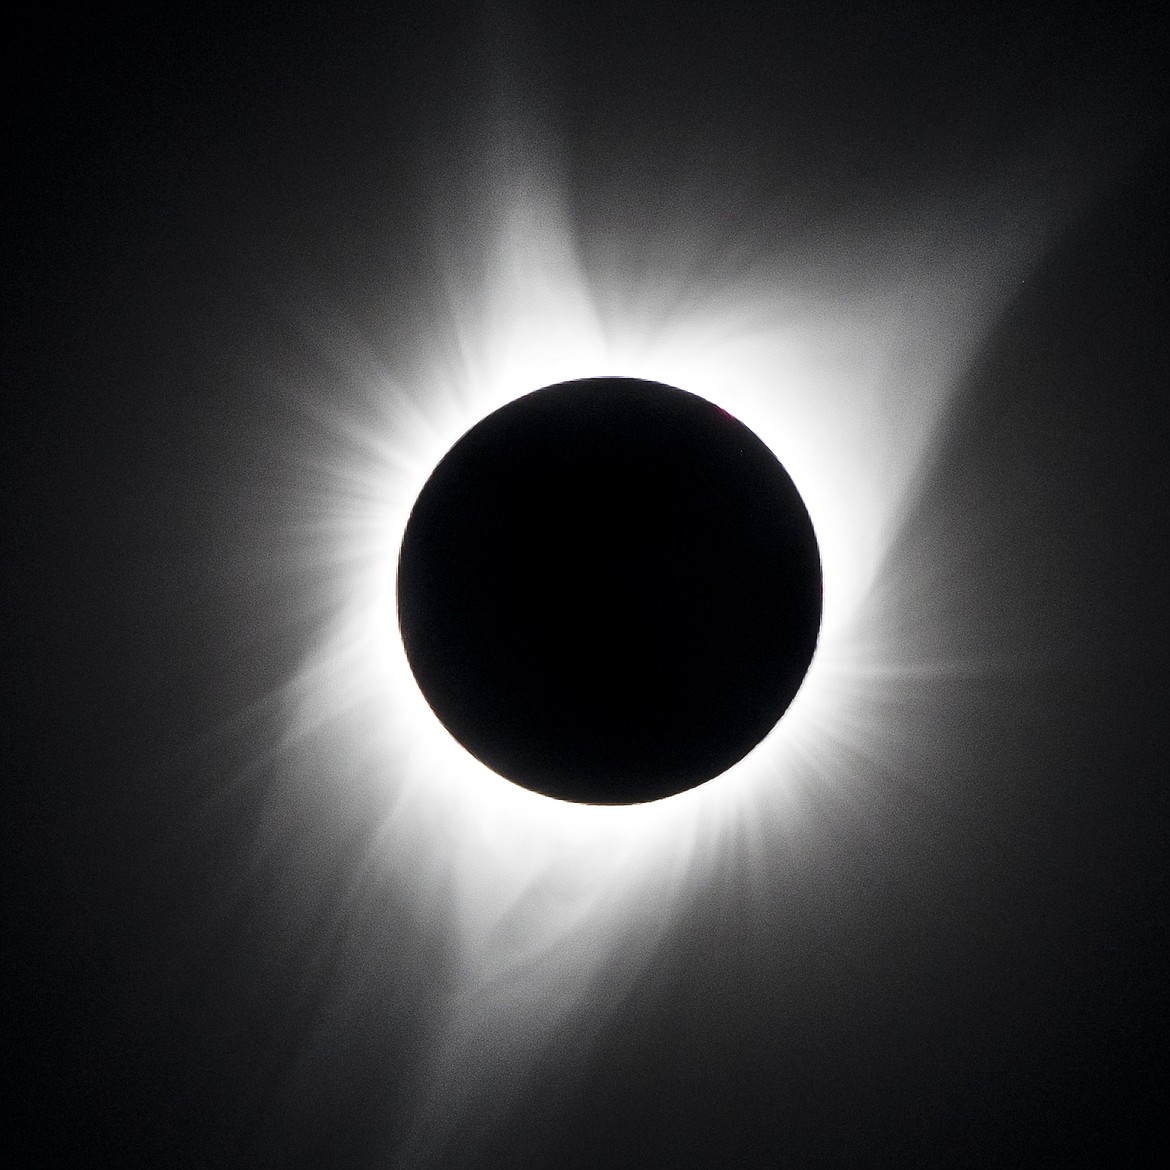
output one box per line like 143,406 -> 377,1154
7,3 -> 1169,1167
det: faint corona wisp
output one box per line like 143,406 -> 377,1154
274,147 -> 1055,1165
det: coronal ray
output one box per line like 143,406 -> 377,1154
268,127 -> 1070,1164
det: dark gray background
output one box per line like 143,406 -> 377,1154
7,4 -> 1168,1165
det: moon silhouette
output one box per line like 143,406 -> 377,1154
396,376 -> 821,804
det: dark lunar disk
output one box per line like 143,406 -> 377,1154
396,377 -> 822,804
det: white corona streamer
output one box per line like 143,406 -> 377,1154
274,154 -> 1052,1163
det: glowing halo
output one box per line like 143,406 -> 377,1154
269,158 -> 1052,1163
280,166 -> 1038,908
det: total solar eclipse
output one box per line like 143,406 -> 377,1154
396,377 -> 822,804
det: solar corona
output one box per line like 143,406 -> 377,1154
396,376 -> 822,805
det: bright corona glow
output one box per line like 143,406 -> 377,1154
273,155 -> 1052,1158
